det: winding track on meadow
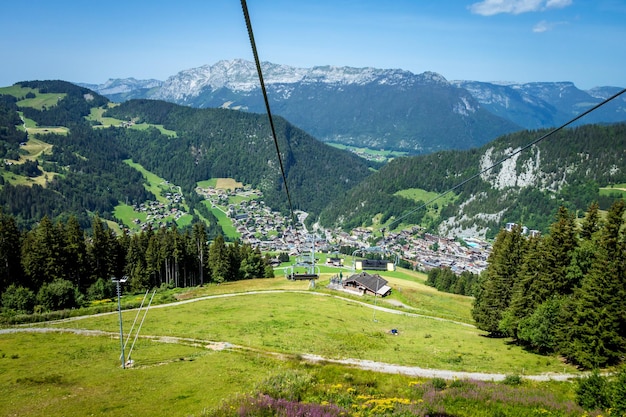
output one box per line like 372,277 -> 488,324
0,290 -> 581,382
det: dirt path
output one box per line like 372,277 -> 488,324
2,291 -> 580,382
0,326 -> 580,382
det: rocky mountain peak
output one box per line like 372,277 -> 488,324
152,59 -> 448,100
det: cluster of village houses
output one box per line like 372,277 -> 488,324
128,183 -> 492,288
131,183 -> 187,229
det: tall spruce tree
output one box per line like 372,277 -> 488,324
529,206 -> 578,298
579,202 -> 602,241
21,216 -> 64,289
192,222 -> 209,286
472,224 -> 528,335
498,234 -> 542,337
0,210 -> 22,293
63,216 -> 88,291
88,215 -> 120,282
208,235 -> 229,284
564,200 -> 626,368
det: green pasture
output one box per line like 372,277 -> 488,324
0,331 -> 281,417
327,142 -> 408,162
0,84 -> 33,96
123,159 -> 170,204
87,107 -> 177,137
0,329 -> 582,417
1,134 -> 60,187
127,122 -> 177,137
114,202 -> 193,231
46,290 -> 577,376
1,274 -> 587,416
113,203 -> 147,229
0,85 -> 66,110
600,183 -> 626,198
201,200 -> 240,239
20,93 -> 66,110
394,188 -> 457,222
197,178 -> 217,188
86,106 -> 125,127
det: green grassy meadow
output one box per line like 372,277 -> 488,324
123,159 -> 170,204
202,200 -> 240,239
0,273 -> 589,416
599,183 -> 626,198
327,142 -> 408,163
87,106 -> 177,137
0,85 -> 67,110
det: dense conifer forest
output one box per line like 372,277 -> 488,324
0,212 -> 273,317
0,81 -> 374,229
472,201 -> 626,369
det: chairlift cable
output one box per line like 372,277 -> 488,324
123,289 -> 149,351
126,288 -> 157,363
386,87 -> 626,231
240,0 -> 299,231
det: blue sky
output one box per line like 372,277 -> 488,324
1,0 -> 625,89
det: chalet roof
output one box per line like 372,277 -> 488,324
344,272 -> 388,293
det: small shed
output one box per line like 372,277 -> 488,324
343,271 -> 391,297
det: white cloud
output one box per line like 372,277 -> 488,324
532,20 -> 551,32
545,0 -> 573,8
469,0 -> 572,16
532,19 -> 568,32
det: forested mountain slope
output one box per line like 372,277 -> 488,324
318,123 -> 626,238
103,99 -> 374,215
0,81 -> 374,229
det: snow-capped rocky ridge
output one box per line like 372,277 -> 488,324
152,59 -> 450,101
80,78 -> 162,95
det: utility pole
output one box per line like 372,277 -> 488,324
112,276 -> 128,368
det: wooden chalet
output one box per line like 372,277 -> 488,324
343,272 -> 391,297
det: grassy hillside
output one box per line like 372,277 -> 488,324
0,272 -> 589,416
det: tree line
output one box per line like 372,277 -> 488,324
425,268 -> 479,297
0,212 -> 274,315
472,201 -> 626,369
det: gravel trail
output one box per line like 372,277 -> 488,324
1,291 -> 581,382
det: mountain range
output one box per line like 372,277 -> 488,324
81,59 -> 626,154
2,79 -> 625,239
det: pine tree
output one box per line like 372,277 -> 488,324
472,224 -> 528,335
208,235 -> 229,284
192,222 -> 208,286
87,215 -> 119,282
63,215 -> 88,291
126,233 -> 149,291
580,202 -> 602,241
564,200 -> 626,368
529,206 -> 578,298
21,216 -> 64,288
0,211 -> 22,293
499,235 -> 542,337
